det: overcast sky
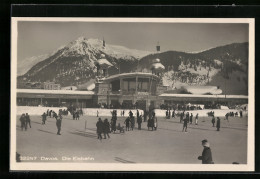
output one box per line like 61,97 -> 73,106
17,21 -> 249,60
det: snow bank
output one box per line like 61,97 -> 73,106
154,109 -> 241,117
16,106 -> 144,117
17,106 -> 67,115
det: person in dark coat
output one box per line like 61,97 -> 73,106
103,118 -> 110,139
212,116 -> 215,127
198,139 -> 214,164
49,110 -> 52,117
129,110 -> 133,118
130,116 -> 135,131
25,113 -> 31,128
147,117 -> 154,131
182,113 -> 189,132
166,110 -> 168,119
240,110 -> 243,118
73,112 -> 76,120
56,114 -> 62,135
111,117 -> 117,133
20,114 -> 26,131
53,112 -> 58,119
186,112 -> 190,121
76,111 -> 80,120
144,110 -> 147,122
190,113 -> 193,124
172,110 -> 175,118
42,112 -> 47,125
180,112 -> 183,123
137,115 -> 142,130
124,117 -> 130,131
137,110 -> 139,118
225,113 -> 229,121
96,118 -> 103,140
216,117 -> 221,131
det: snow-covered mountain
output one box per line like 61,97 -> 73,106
17,37 -> 151,76
17,38 -> 248,95
17,37 -> 152,86
139,42 -> 248,95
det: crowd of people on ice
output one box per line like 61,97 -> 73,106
18,105 -> 247,164
95,109 -> 159,140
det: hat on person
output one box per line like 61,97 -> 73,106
202,139 -> 208,143
202,139 -> 210,147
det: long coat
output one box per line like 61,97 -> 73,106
216,119 -> 220,128
212,117 -> 215,124
199,147 -> 213,164
56,116 -> 62,127
103,121 -> 110,133
96,121 -> 103,133
125,117 -> 130,127
130,117 -> 135,128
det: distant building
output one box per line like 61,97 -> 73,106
43,81 -> 61,90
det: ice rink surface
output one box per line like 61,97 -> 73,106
16,114 -> 248,164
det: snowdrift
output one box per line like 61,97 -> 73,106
182,86 -> 222,95
16,106 -> 144,117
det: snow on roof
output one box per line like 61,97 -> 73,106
103,72 -> 160,82
17,89 -> 94,95
182,86 -> 222,95
97,58 -> 113,68
151,63 -> 165,70
159,93 -> 248,99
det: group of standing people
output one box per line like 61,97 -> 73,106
96,109 -> 157,140
96,118 -> 111,140
165,109 -> 175,119
72,110 -> 80,120
181,112 -> 199,132
41,109 -> 63,135
19,113 -> 31,131
211,115 -> 221,131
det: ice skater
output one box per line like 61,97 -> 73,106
20,114 -> 26,131
56,114 -> 62,135
124,117 -> 130,131
25,113 -> 31,128
103,118 -> 110,139
216,117 -> 221,131
96,118 -> 103,140
211,115 -> 215,127
198,139 -> 214,164
42,112 -> 47,125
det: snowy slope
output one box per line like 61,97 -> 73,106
18,37 -> 152,76
60,37 -> 151,60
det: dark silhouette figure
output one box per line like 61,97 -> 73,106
56,115 -> 62,135
20,114 -> 26,131
198,139 -> 214,164
25,113 -> 31,128
216,117 -> 221,131
42,112 -> 47,125
103,118 -> 110,139
124,117 -> 130,131
212,116 -> 215,127
96,118 -> 103,140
